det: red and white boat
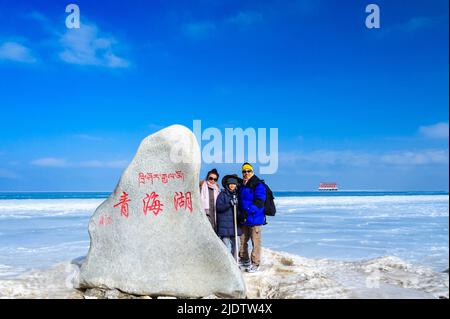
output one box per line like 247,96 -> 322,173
318,182 -> 339,191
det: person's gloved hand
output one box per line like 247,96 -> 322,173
230,198 -> 238,206
238,211 -> 247,224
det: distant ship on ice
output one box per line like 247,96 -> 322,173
318,182 -> 339,191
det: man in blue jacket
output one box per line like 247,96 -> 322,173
238,163 -> 266,273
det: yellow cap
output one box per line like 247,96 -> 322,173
242,163 -> 253,172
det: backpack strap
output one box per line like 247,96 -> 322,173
252,180 -> 266,209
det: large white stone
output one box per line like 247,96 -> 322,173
78,125 -> 246,298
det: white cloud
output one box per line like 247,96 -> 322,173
281,148 -> 449,167
400,16 -> 434,32
281,150 -> 373,167
59,23 -> 129,68
7,12 -> 130,68
182,21 -> 216,39
0,169 -> 19,179
183,12 -> 263,39
380,150 -> 449,165
27,11 -> 49,25
30,157 -> 128,169
0,41 -> 36,63
78,160 -> 128,168
31,157 -> 68,167
376,15 -> 441,39
294,0 -> 321,13
227,11 -> 263,26
419,122 -> 449,139
73,134 -> 104,141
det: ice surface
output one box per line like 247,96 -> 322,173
0,194 -> 448,298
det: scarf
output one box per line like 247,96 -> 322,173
200,180 -> 219,212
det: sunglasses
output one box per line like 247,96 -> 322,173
242,170 -> 253,174
208,176 -> 218,181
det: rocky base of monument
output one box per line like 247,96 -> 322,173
1,248 -> 448,299
77,249 -> 449,299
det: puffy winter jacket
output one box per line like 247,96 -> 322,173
238,175 -> 266,226
216,188 -> 243,237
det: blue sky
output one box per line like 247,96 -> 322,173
0,0 -> 448,191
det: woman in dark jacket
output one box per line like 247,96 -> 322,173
216,174 -> 242,258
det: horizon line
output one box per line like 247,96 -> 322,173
0,189 -> 448,193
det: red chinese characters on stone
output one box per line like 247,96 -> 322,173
98,214 -> 112,226
112,190 -> 193,220
142,192 -> 164,216
113,191 -> 131,218
173,192 -> 193,213
138,171 -> 184,185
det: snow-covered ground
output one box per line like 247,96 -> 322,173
0,248 -> 447,299
0,193 -> 448,298
243,249 -> 448,299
